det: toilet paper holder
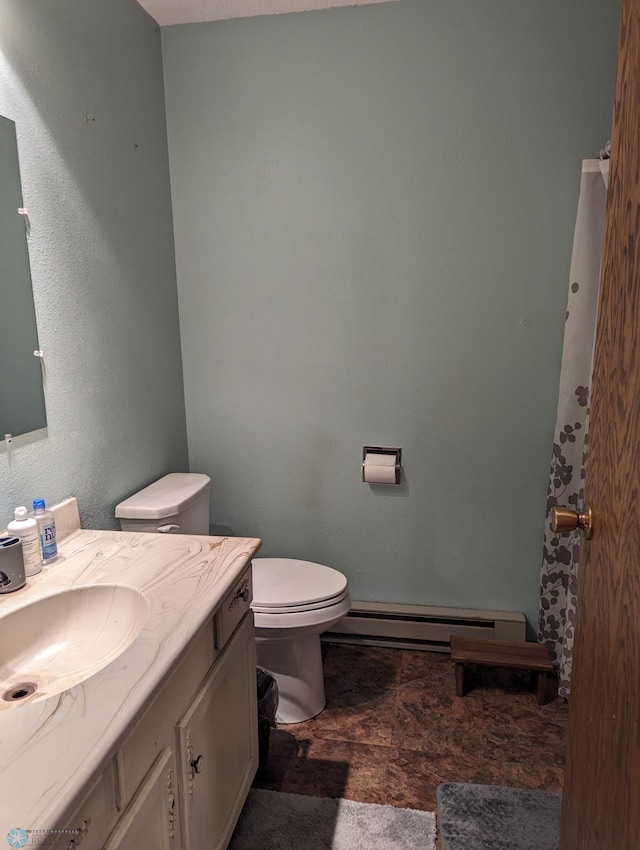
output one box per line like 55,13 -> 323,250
362,446 -> 402,486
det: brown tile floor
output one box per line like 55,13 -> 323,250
253,642 -> 568,814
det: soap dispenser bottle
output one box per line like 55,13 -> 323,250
30,499 -> 58,565
7,507 -> 41,576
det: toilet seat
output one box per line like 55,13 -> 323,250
251,589 -> 350,614
251,558 -> 348,614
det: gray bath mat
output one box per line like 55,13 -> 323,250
437,783 -> 561,850
229,788 -> 437,850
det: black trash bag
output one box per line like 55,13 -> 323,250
256,667 -> 279,770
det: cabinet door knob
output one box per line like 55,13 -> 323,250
190,754 -> 204,774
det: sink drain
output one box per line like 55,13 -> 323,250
3,682 -> 37,702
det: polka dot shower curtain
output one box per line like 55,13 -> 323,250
538,158 -> 609,701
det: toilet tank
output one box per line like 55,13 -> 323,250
115,473 -> 211,535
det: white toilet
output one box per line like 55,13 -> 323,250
251,558 -> 351,724
115,473 -> 351,725
115,472 -> 211,535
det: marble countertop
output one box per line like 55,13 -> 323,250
0,505 -> 261,838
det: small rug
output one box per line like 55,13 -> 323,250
229,788 -> 437,850
437,783 -> 561,850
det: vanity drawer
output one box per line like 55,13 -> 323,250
215,566 -> 252,650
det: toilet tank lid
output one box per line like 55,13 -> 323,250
115,473 -> 211,520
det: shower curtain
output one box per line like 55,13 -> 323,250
538,158 -> 609,700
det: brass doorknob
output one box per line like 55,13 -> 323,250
550,504 -> 593,539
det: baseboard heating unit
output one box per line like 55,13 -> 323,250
322,601 -> 526,652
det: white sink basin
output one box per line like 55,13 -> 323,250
0,584 -> 148,709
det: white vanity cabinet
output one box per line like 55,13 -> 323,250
105,745 -> 181,850
63,566 -> 257,850
177,613 -> 258,850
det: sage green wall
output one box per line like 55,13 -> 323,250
163,0 -> 619,630
0,0 -> 188,530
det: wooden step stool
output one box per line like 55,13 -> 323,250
450,636 -> 555,705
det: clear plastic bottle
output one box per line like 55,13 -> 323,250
7,506 -> 42,576
30,499 -> 58,565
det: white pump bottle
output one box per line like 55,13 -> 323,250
7,506 -> 41,576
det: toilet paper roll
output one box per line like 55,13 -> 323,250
363,452 -> 398,485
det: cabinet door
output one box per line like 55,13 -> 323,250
104,746 -> 181,850
176,613 -> 257,850
60,759 -> 119,850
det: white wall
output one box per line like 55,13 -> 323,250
0,0 -> 189,530
162,0 -> 620,630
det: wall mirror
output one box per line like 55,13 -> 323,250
0,113 -> 46,439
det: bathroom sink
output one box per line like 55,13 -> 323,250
0,584 -> 148,709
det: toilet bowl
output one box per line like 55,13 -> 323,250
252,558 -> 351,724
115,474 -> 351,724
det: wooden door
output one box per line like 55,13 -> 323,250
560,2 -> 640,847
